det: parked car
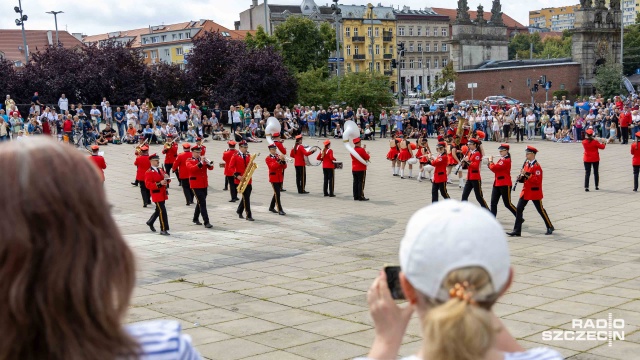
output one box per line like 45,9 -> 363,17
407,91 -> 419,98
459,100 -> 481,109
489,99 -> 511,112
410,99 -> 432,112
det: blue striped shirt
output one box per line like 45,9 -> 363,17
126,320 -> 201,360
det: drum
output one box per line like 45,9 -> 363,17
304,146 -> 322,166
219,162 -> 226,168
333,161 -> 343,169
407,157 -> 419,165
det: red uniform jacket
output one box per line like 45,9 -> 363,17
620,112 -> 632,127
632,143 -> 640,166
488,155 -> 512,187
520,160 -> 544,200
186,157 -> 213,189
317,149 -> 336,169
173,151 -> 192,180
582,139 -> 606,162
291,144 -> 313,167
266,154 -> 287,183
144,167 -> 169,202
351,146 -> 370,172
134,155 -> 151,181
432,154 -> 449,183
162,143 -> 178,164
466,150 -> 483,181
198,145 -> 207,156
275,141 -> 287,156
88,155 -> 107,181
230,152 -> 253,185
222,149 -> 237,176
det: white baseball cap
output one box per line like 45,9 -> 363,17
399,200 -> 510,302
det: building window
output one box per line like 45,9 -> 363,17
355,63 -> 360,72
164,49 -> 170,57
417,27 -> 421,36
409,27 -> 413,36
425,59 -> 430,68
151,51 -> 158,59
418,59 -> 422,68
347,63 -> 352,72
434,58 -> 438,68
442,43 -> 447,52
354,46 -> 359,55
376,62 -> 381,72
347,45 -> 351,55
368,45 -> 372,56
346,27 -> 351,37
172,34 -> 177,40
417,43 -> 422,52
442,58 -> 448,67
186,32 -> 191,39
152,36 -> 159,43
375,44 -> 380,55
425,27 -> 430,36
161,35 -> 166,42
354,28 -> 359,36
409,59 -> 414,69
425,43 -> 430,52
144,52 -> 149,59
433,42 -> 438,52
179,33 -> 183,40
375,27 -> 379,37
176,47 -> 184,55
400,59 -> 406,69
368,27 -> 372,38
409,43 -> 414,52
442,28 -> 448,37
398,27 -> 405,36
389,45 -> 393,54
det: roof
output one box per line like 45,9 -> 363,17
431,7 -> 527,29
0,29 -> 83,65
393,7 -> 449,21
459,58 -> 578,72
269,4 -> 334,15
338,5 -> 396,20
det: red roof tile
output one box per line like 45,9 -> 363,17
431,7 -> 527,30
0,29 -> 83,65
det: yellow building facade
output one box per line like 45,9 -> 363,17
339,4 -> 396,83
529,5 -> 580,31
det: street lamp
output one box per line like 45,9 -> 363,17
331,0 -> 341,80
368,3 -> 374,73
46,11 -> 64,47
15,0 -> 29,64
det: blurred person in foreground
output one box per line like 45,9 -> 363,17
358,200 -> 562,360
0,137 -> 201,359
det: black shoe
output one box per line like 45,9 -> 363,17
246,217 -> 255,221
204,223 -> 213,229
237,211 -> 244,219
545,228 -> 554,235
634,189 -> 638,192
186,202 -> 192,206
160,230 -> 170,236
329,194 -> 336,197
354,198 -> 360,201
193,219 -> 202,225
281,189 -> 287,192
324,194 -> 329,197
143,204 -> 148,208
585,188 -> 589,192
131,182 -> 138,186
279,211 -> 286,215
146,221 -> 156,232
223,187 -> 228,191
360,197 -> 370,201
596,187 -> 599,190
302,191 -> 310,194
506,231 -> 521,237
269,208 -> 278,213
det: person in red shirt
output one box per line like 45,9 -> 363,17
460,138 -> 488,209
430,141 -> 450,202
620,106 -> 632,144
631,131 -> 640,191
415,138 -> 433,182
133,145 -> 151,207
222,140 -> 240,201
271,132 -> 288,192
162,136 -> 178,176
488,144 -> 517,218
63,116 -> 74,144
230,141 -> 255,221
87,145 -> 106,182
386,138 -> 400,177
144,153 -> 170,235
195,137 -> 206,156
317,139 -> 337,197
173,143 -> 194,205
508,146 -> 554,236
582,128 -> 606,191
290,135 -> 317,194
186,145 -> 213,228
351,137 -> 370,201
266,144 -> 287,215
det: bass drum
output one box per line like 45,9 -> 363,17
304,146 -> 322,166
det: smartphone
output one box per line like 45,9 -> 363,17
384,265 -> 405,300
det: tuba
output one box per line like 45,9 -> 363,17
237,152 -> 260,195
265,117 -> 281,147
343,120 -> 368,165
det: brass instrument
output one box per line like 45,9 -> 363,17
164,136 -> 176,150
219,162 -> 226,168
454,118 -> 467,146
135,138 -> 149,155
237,152 -> 260,195
201,157 -> 214,166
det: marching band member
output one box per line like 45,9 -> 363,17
162,136 -> 178,176
290,135 -> 317,194
131,137 -> 147,186
508,146 -> 554,236
222,140 -> 240,202
195,137 -> 206,156
144,153 -> 170,235
415,138 -> 433,182
266,144 -> 287,215
173,143 -> 194,206
488,144 -> 517,218
186,145 -> 213,228
230,141 -> 254,221
632,131 -> 640,191
460,138 -> 489,209
317,139 -> 337,197
582,128 -> 606,191
386,138 -> 400,176
397,136 -> 414,179
430,141 -> 450,202
87,145 -> 106,182
351,137 -> 370,201
134,145 -> 151,207
271,132 -> 288,191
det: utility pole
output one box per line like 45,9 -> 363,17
15,0 -> 29,64
264,0 -> 269,35
369,3 -> 374,73
421,48 -> 425,96
331,0 -> 341,90
621,9 -> 624,82
46,11 -> 64,46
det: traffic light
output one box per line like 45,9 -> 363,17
547,81 -> 552,89
533,83 -> 539,92
391,59 -> 397,68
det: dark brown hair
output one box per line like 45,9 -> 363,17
0,138 -> 138,359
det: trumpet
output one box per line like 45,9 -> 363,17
201,157 -> 214,166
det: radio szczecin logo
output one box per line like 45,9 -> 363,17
542,313 -> 625,346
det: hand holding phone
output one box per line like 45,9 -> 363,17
384,265 -> 405,300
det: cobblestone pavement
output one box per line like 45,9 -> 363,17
102,135 -> 639,359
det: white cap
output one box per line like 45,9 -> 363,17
399,200 -> 510,302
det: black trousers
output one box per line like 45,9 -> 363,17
237,184 -> 252,217
319,122 -> 328,136
148,201 -> 169,231
490,185 -> 517,217
516,127 -> 524,142
584,161 -> 600,189
181,178 -> 194,204
323,168 -> 335,196
224,176 -> 228,190
295,166 -> 307,193
139,181 -> 151,205
192,187 -> 210,224
180,121 -> 188,133
513,197 -> 553,233
431,182 -> 450,203
634,165 -> 640,191
461,180 -> 489,209
270,182 -> 283,211
226,175 -> 238,200
352,170 -> 366,199
622,127 -> 629,144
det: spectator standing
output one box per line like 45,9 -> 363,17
32,92 -> 42,114
58,93 -> 69,112
526,110 -> 536,140
103,102 -> 113,126
0,117 -> 9,141
114,107 -> 125,138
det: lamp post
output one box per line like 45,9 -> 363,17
368,3 -> 374,73
331,0 -> 341,81
46,11 -> 64,46
14,0 -> 29,64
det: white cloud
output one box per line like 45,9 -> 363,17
0,0 -> 582,35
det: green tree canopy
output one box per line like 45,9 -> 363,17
623,24 -> 640,75
295,67 -> 337,106
244,25 -> 279,49
337,72 -> 394,117
272,16 -> 336,73
595,57 -> 623,99
508,33 -> 543,60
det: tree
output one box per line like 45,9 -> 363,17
144,62 -> 194,105
337,72 -> 394,118
436,62 -> 458,94
508,33 -> 543,60
295,67 -> 337,106
273,16 -> 336,73
244,25 -> 279,49
595,57 -> 623,99
623,24 -> 640,75
538,31 -> 572,59
0,58 -> 18,102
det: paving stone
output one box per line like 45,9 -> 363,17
213,317 -> 284,337
286,339 -> 369,360
294,318 -> 371,337
245,327 -> 326,348
197,338 -> 276,360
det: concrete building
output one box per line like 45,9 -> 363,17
338,4 -> 396,85
237,0 -> 335,34
529,5 -> 581,32
393,6 -> 450,93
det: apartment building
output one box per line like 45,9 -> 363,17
529,5 -> 581,31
